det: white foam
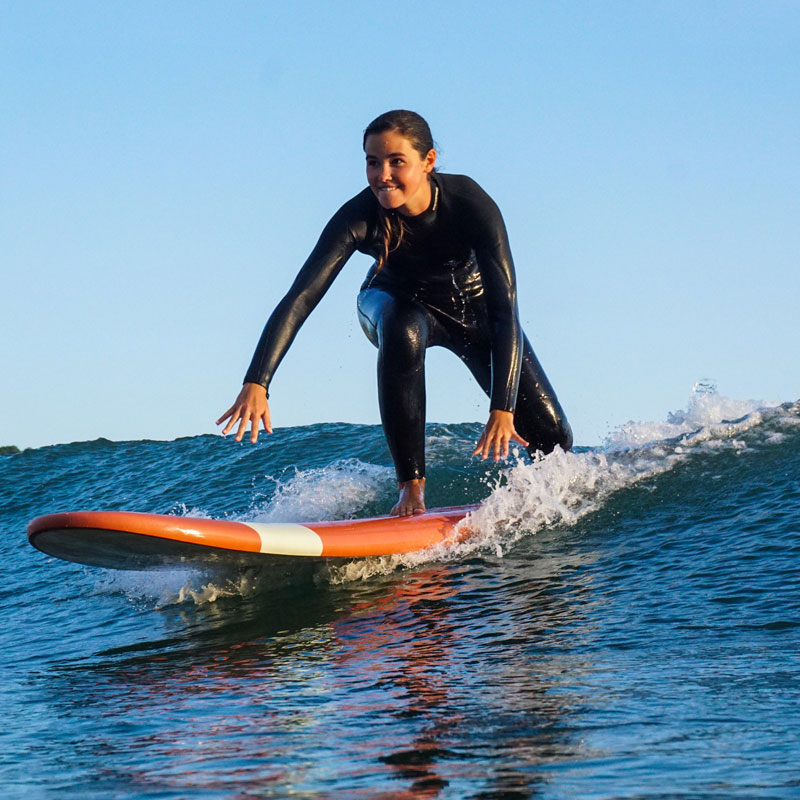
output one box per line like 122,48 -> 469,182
604,380 -> 766,450
95,567 -> 210,607
172,572 -> 262,605
96,564 -> 280,608
249,458 -> 392,523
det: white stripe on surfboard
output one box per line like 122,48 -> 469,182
243,522 -> 324,557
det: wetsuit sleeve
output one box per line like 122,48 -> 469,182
243,203 -> 361,391
470,184 -> 523,412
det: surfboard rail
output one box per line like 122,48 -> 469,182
27,506 -> 478,570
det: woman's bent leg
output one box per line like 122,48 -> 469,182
514,333 -> 573,453
357,289 -> 431,483
457,331 -> 572,456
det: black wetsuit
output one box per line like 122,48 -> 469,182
245,172 -> 572,481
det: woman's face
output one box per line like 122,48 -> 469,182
364,130 -> 436,217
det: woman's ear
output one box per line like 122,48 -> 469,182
424,148 -> 437,173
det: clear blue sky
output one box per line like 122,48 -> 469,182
2,1 -> 798,451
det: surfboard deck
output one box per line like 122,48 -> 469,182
27,506 -> 477,571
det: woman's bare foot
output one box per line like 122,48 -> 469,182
390,478 -> 426,516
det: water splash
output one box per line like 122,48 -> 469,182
604,380 -> 767,449
248,458 -> 392,523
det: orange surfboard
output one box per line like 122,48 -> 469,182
27,507 -> 477,570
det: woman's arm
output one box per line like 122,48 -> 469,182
467,180 -> 528,459
471,186 -> 523,414
244,206 -> 361,391
217,197 -> 364,441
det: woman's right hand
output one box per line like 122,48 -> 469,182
216,382 -> 272,443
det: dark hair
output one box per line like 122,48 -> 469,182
363,109 -> 435,157
363,110 -> 436,271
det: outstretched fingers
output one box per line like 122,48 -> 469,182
238,410 -> 255,443
215,405 -> 237,430
216,383 -> 272,443
473,410 -> 529,462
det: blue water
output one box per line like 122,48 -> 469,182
3,389 -> 800,798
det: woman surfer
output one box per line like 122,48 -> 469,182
217,110 -> 572,516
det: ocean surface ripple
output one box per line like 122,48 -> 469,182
2,387 -> 799,798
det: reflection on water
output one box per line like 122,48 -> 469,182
37,543 -> 601,798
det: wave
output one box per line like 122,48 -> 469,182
111,384 -> 797,601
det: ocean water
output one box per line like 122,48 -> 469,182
2,386 -> 799,799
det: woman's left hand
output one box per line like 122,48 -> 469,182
473,409 -> 529,461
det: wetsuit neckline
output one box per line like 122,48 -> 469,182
397,174 -> 439,222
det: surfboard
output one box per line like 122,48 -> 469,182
27,506 -> 477,571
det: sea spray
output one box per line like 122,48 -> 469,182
248,458 -> 392,523
604,379 -> 768,449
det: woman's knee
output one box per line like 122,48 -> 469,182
358,290 -> 429,369
362,295 -> 427,374
517,400 -> 573,455
552,415 -> 573,452
380,314 -> 428,372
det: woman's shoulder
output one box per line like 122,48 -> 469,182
322,186 -> 378,243
335,186 -> 377,219
436,171 -> 481,194
436,173 -> 503,220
